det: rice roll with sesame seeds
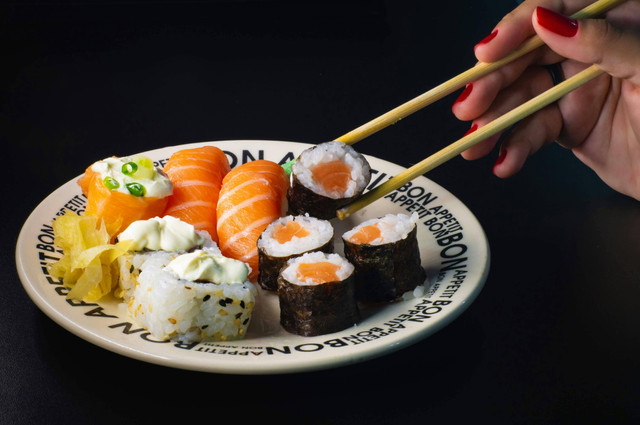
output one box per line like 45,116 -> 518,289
128,249 -> 256,343
342,212 -> 426,303
288,141 -> 371,220
257,214 -> 334,291
114,216 -> 256,343
278,251 -> 359,336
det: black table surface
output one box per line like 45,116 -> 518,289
4,1 -> 640,423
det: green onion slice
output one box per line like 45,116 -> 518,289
103,176 -> 120,190
125,182 -> 146,197
122,162 -> 138,176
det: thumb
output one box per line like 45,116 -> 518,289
532,6 -> 640,85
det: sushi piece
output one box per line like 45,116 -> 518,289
162,145 -> 231,243
278,251 -> 359,336
77,155 -> 173,236
216,160 -> 289,281
115,215 -> 219,301
116,216 -> 255,343
127,249 -> 256,343
288,141 -> 371,220
257,215 -> 334,291
342,213 -> 426,302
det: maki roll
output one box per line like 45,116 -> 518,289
288,141 -> 371,220
128,249 -> 256,343
342,213 -> 426,303
257,215 -> 334,291
278,252 -> 359,336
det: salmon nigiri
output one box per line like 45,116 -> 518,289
216,160 -> 289,281
162,146 -> 231,243
78,156 -> 173,236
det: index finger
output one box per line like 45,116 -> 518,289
474,0 -> 593,63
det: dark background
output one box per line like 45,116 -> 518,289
3,1 -> 640,423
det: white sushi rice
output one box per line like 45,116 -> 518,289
280,251 -> 354,286
257,214 -> 333,258
124,248 -> 257,343
293,141 -> 371,199
342,212 -> 419,246
401,282 -> 429,301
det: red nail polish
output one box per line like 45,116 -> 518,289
464,123 -> 478,136
453,83 -> 473,107
493,149 -> 507,173
474,29 -> 498,50
536,7 -> 578,37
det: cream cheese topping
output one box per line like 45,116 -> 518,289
118,216 -> 205,252
90,156 -> 173,198
166,250 -> 249,284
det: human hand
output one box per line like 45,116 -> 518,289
452,0 -> 640,200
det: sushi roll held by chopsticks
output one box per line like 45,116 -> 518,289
288,141 -> 371,220
257,215 -> 334,292
342,213 -> 426,303
278,252 -> 360,336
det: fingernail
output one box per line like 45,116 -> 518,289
464,123 -> 478,137
474,29 -> 498,50
453,83 -> 473,108
493,149 -> 507,174
536,7 -> 578,37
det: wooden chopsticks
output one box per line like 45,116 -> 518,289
334,0 -> 626,220
337,65 -> 604,219
334,0 -> 627,146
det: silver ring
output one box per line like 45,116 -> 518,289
545,63 -> 564,86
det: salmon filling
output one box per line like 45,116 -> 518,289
296,261 -> 341,284
348,224 -> 382,245
272,221 -> 311,244
310,160 -> 352,195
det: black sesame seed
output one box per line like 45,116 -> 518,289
235,312 -> 242,319
240,301 -> 245,309
203,295 -> 211,302
129,265 -> 135,274
225,297 -> 233,305
202,325 -> 208,329
242,318 -> 249,325
218,299 -> 226,307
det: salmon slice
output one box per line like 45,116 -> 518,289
217,160 -> 289,281
348,223 -> 382,245
272,221 -> 310,244
296,261 -> 341,284
163,146 -> 230,242
78,167 -> 168,237
310,160 -> 352,195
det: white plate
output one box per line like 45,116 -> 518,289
16,140 -> 489,374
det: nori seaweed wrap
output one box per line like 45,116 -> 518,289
287,141 -> 371,220
342,213 -> 426,302
257,215 -> 334,291
278,252 -> 359,336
